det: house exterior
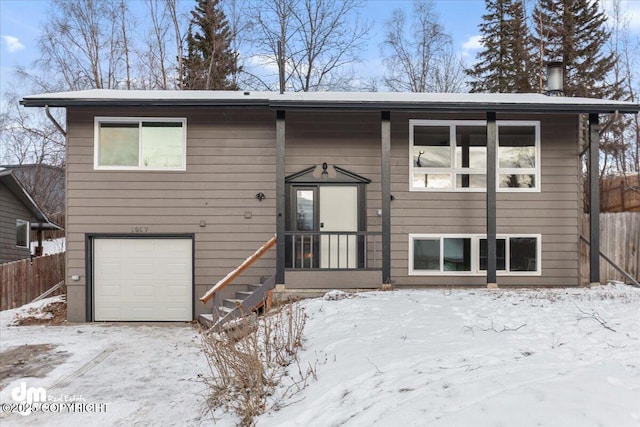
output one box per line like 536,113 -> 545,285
21,90 -> 640,322
1,164 -> 65,216
0,168 -> 61,263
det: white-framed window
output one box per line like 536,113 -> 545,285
94,117 -> 187,170
16,219 -> 29,248
409,233 -> 541,276
409,120 -> 540,192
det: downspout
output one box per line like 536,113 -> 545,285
45,105 -> 66,137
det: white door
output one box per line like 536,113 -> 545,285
93,238 -> 192,321
320,186 -> 358,268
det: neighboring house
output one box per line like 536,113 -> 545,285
0,168 -> 62,263
21,90 -> 640,322
1,164 -> 65,216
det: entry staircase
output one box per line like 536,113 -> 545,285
199,236 -> 276,331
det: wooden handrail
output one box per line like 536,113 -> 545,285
200,235 -> 277,304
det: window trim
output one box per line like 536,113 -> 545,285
409,119 -> 541,192
16,219 -> 30,248
94,117 -> 187,171
408,233 -> 541,276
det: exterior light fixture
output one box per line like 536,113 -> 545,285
321,162 -> 329,181
255,192 -> 266,201
545,61 -> 563,96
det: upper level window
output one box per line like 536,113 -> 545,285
94,117 -> 186,170
16,219 -> 29,248
410,120 -> 540,192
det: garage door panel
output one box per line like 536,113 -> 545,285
94,238 -> 192,321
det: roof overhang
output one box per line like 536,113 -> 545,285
0,168 -> 62,230
20,89 -> 640,114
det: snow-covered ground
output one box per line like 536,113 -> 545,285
30,237 -> 65,255
1,285 -> 639,426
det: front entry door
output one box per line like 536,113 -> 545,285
319,186 -> 358,268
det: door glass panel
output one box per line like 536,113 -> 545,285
296,190 -> 314,231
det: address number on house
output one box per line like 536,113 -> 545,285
131,226 -> 149,233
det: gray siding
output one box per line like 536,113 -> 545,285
0,183 -> 32,263
65,108 -> 581,321
389,112 -> 580,287
65,107 -> 277,321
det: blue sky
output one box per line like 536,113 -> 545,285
1,0 -> 639,97
0,0 -> 486,96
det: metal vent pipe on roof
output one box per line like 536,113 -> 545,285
545,61 -> 563,96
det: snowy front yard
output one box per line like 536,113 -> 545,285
1,285 -> 639,426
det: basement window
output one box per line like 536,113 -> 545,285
94,117 -> 186,170
409,120 -> 540,192
16,219 -> 29,248
409,234 -> 540,275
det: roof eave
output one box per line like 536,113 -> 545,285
20,97 -> 270,108
267,100 -> 640,114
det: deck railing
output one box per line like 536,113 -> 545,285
285,231 -> 382,270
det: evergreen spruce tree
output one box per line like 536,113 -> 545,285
466,0 -> 534,93
532,0 -> 619,98
182,0 -> 239,90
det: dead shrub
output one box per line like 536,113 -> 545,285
200,301 -> 311,426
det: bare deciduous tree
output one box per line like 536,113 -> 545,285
381,0 -> 464,93
246,0 -> 369,92
33,0 -> 129,90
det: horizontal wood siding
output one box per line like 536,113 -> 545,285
390,112 -> 580,286
0,183 -> 31,263
65,107 -> 276,321
65,108 -> 583,320
285,111 -> 383,234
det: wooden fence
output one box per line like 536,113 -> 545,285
0,253 -> 65,311
581,213 -> 640,285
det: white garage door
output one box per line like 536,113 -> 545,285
94,238 -> 192,321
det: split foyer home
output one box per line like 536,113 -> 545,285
20,90 -> 640,323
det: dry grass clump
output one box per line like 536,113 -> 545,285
201,301 -> 313,426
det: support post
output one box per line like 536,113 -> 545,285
276,110 -> 286,285
589,113 -> 600,286
381,111 -> 391,284
486,112 -> 497,288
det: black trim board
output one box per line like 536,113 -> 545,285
86,233 -> 195,322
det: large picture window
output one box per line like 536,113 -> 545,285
409,234 -> 541,275
410,120 -> 540,192
95,117 -> 186,170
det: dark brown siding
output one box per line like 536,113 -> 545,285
0,183 -> 32,263
65,107 -> 277,321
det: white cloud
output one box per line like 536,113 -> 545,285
462,35 -> 483,52
1,35 -> 25,53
